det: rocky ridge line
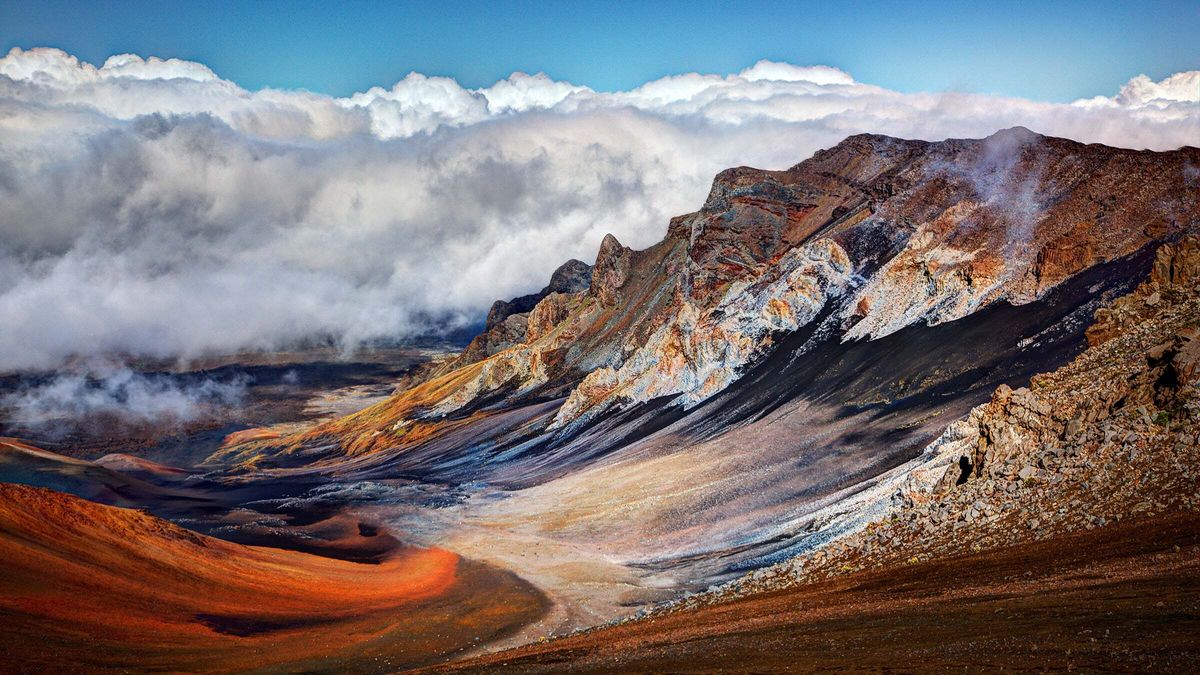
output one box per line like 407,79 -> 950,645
219,130 -> 1200,463
426,130 -> 1199,430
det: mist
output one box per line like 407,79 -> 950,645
1,363 -> 249,431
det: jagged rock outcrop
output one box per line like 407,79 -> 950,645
590,234 -> 633,307
932,235 -> 1200,500
552,238 -> 853,428
1087,237 -> 1200,346
444,258 -> 592,371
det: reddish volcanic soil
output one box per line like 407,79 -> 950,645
430,512 -> 1200,673
0,484 -> 549,673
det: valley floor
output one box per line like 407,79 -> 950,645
0,483 -> 548,673
429,510 -> 1200,673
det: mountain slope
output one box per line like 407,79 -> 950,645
425,236 -> 1200,673
223,128 -> 1198,465
208,128 -> 1199,613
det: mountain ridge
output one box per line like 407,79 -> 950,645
219,127 -> 1200,466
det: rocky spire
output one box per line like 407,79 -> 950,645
590,233 -> 632,307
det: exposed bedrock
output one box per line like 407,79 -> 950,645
441,258 -> 593,374
936,236 -> 1200,495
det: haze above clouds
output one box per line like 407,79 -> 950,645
1,47 -> 1197,372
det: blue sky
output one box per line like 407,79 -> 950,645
2,0 -> 1197,101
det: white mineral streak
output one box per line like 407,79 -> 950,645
551,238 -> 853,429
841,222 -> 1007,341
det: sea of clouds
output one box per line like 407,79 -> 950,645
1,47 -> 1197,372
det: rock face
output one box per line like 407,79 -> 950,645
223,129 -> 1200,472
590,234 -> 634,307
925,236 -> 1200,531
525,292 -> 574,343
446,258 -> 592,371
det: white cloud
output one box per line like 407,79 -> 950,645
0,46 -> 1196,371
737,60 -> 855,85
0,49 -> 220,85
2,362 -> 248,429
1115,70 -> 1200,106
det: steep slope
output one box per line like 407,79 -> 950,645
426,236 -> 1200,673
0,483 -> 548,672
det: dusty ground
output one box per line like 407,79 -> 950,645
0,483 -> 549,673
429,511 -> 1200,673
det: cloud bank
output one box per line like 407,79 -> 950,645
2,363 -> 248,430
0,47 -> 1197,371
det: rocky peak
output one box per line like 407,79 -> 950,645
986,125 -> 1042,144
545,259 -> 592,295
590,233 -> 633,307
700,167 -> 793,213
443,258 -> 594,376
486,258 -> 592,331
